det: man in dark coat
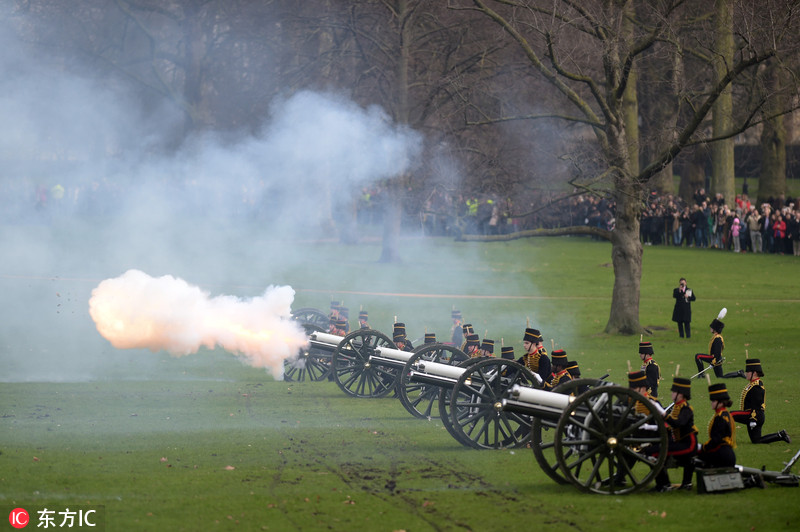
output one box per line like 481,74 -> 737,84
672,277 -> 696,338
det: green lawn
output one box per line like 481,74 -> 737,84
2,235 -> 799,531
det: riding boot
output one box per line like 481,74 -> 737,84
722,369 -> 746,378
760,430 -> 791,444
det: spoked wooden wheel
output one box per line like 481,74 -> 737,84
332,329 -> 398,398
531,378 -> 610,484
398,344 -> 468,419
291,307 -> 330,330
438,358 -> 485,447
450,358 -> 538,450
283,323 -> 332,382
553,385 -> 668,495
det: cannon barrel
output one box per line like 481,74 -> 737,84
501,383 -> 575,422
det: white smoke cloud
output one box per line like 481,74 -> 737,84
88,270 -> 308,380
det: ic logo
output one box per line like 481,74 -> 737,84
9,508 -> 29,529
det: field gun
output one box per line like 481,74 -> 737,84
290,325 -> 542,450
501,379 -> 671,495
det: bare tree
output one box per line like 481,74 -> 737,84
452,0 -> 797,334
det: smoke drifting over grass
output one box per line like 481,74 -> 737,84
89,270 -> 308,380
0,17 -> 424,382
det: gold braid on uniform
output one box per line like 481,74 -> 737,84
708,333 -> 724,366
707,409 -> 736,448
739,379 -> 764,419
634,399 -> 651,416
667,402 -> 698,441
641,358 -> 661,396
523,352 -> 541,372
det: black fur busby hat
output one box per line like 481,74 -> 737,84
424,332 -> 437,344
524,328 -> 542,343
481,339 -> 495,354
638,341 -> 654,355
745,358 -> 764,377
451,309 -> 462,320
500,346 -> 514,360
566,360 -> 581,377
671,377 -> 692,399
708,383 -> 731,402
551,349 -> 568,366
710,308 -> 727,333
628,370 -> 647,389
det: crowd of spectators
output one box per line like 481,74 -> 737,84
5,176 -> 799,257
418,185 -> 800,257
638,188 -> 800,256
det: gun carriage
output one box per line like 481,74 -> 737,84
287,314 -> 799,494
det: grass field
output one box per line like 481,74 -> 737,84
2,232 -> 799,531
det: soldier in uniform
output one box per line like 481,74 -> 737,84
329,301 -> 341,322
460,323 -> 474,351
731,359 -> 791,444
393,323 -> 413,351
692,383 -> 736,469
518,328 -> 551,385
628,370 -> 662,413
545,349 -> 571,389
358,310 -> 370,329
479,339 -> 495,358
639,341 -> 661,400
500,346 -> 515,360
450,310 -> 464,346
464,333 -> 481,357
694,311 -> 726,378
649,377 -> 698,492
338,307 -> 350,335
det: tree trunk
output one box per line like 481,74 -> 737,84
379,0 -> 411,263
378,180 -> 402,263
758,59 -> 786,205
605,173 -> 644,335
711,0 -> 735,204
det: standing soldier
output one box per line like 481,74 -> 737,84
518,328 -> 551,385
694,309 -> 727,378
731,359 -> 791,444
639,341 -> 661,400
450,309 -> 464,346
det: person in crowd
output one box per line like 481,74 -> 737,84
746,206 -> 762,253
672,278 -> 696,339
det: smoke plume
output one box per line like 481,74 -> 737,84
88,270 -> 308,380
